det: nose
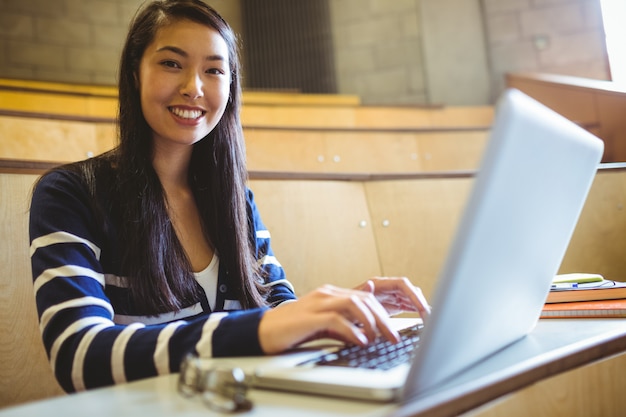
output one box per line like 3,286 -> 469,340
180,71 -> 204,99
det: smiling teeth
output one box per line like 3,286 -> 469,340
170,107 -> 203,119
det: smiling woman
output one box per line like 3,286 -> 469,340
139,20 -> 233,274
27,0 -> 429,394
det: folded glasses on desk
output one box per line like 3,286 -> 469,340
178,353 -> 253,413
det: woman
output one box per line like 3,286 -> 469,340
29,0 -> 430,393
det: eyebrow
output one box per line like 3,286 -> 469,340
156,45 -> 226,62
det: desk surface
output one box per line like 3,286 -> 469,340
1,319 -> 625,417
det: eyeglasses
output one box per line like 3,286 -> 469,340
178,353 -> 253,413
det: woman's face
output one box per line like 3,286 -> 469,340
138,19 -> 231,150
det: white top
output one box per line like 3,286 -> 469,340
194,255 -> 219,311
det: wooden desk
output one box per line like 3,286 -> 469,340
1,319 -> 625,417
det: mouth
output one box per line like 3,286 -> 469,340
168,106 -> 206,120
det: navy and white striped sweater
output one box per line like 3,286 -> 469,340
29,164 -> 296,393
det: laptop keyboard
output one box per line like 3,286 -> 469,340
313,324 -> 423,371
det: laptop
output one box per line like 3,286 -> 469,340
205,89 -> 604,402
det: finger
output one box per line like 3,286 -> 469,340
331,290 -> 380,342
408,285 -> 431,320
353,280 -> 375,293
370,277 -> 432,319
312,312 -> 369,346
320,286 -> 397,343
311,286 -> 372,337
360,293 -> 400,343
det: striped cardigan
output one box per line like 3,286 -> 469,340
29,163 -> 296,393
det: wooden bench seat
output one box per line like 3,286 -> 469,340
0,77 -> 492,128
0,114 -> 115,162
0,78 -> 494,173
0,78 -> 361,107
244,127 -> 488,173
240,104 -> 493,130
0,112 -> 490,172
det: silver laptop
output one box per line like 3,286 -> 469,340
207,89 -> 604,402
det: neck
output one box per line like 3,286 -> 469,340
152,142 -> 193,190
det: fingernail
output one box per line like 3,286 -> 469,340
357,332 -> 369,345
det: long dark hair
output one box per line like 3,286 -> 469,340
114,0 -> 266,313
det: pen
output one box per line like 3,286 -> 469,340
551,283 -> 579,289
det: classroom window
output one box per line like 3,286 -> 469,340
601,0 -> 626,84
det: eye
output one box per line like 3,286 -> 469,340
160,60 -> 181,69
206,67 -> 226,75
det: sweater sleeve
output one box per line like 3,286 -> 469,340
29,170 -> 266,393
246,188 -> 298,306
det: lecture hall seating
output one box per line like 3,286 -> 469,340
2,75 -> 626,411
0,78 -> 493,173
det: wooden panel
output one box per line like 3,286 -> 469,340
323,131 -> 421,172
245,130 -> 328,172
352,106 -> 494,130
245,129 -> 488,173
505,76 -> 598,126
506,73 -> 626,162
243,91 -> 360,105
0,115 -> 102,162
94,122 -> 117,154
0,90 -> 117,119
0,78 -> 117,97
245,129 -> 422,173
242,105 -> 357,129
1,115 -> 487,172
417,130 -> 488,171
0,173 -> 65,408
364,177 -> 474,299
248,180 -> 381,295
364,170 -> 626,300
465,350 -> 626,417
323,130 -> 487,172
560,169 -> 626,281
597,93 -> 626,164
242,105 -> 493,130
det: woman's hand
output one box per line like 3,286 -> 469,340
354,276 -> 431,319
258,284 -> 401,354
258,278 -> 430,355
